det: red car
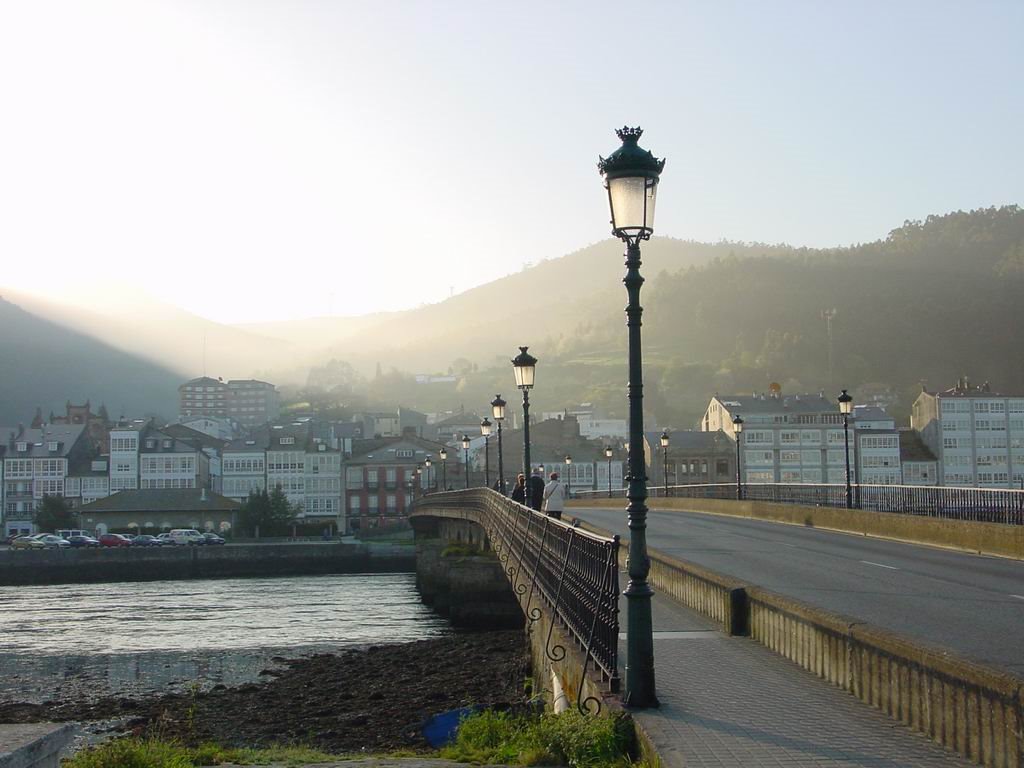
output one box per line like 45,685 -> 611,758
99,533 -> 133,547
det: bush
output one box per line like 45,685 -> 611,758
63,739 -> 338,768
441,708 -> 637,767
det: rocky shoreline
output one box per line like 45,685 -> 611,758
0,631 -> 531,753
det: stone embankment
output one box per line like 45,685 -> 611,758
0,542 -> 414,586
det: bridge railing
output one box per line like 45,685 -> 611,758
412,488 -> 621,704
574,482 -> 1024,524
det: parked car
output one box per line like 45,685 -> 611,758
131,534 -> 162,547
156,533 -> 174,546
35,534 -> 71,549
168,529 -> 206,546
67,535 -> 100,548
202,533 -> 225,546
11,535 -> 45,550
56,529 -> 92,540
99,533 -> 133,548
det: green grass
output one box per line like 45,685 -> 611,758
62,739 -> 340,768
440,708 -> 638,768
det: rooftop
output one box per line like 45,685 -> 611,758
712,393 -> 837,415
81,488 -> 240,514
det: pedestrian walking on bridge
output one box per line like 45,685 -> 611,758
542,471 -> 566,520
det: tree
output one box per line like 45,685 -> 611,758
34,495 -> 75,533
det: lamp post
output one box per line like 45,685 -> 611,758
838,389 -> 854,509
605,445 -> 614,498
732,415 -> 744,500
660,431 -> 670,497
512,347 -> 537,480
564,455 -> 572,498
461,434 -> 471,489
491,395 -> 507,494
424,456 -> 433,493
598,125 -> 665,708
439,447 -> 448,491
481,417 -> 492,489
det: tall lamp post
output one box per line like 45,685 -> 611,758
424,456 -> 433,493
598,125 -> 665,708
491,395 -> 507,494
480,418 -> 492,489
838,389 -> 854,509
512,347 -> 537,479
605,445 -> 614,497
732,415 -> 744,500
461,434 -> 471,489
564,455 -> 572,498
660,431 -> 670,497
439,447 -> 448,491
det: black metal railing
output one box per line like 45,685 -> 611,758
412,488 -> 620,711
576,482 -> 1024,525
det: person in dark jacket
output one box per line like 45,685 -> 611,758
528,468 -> 545,512
511,474 -> 527,504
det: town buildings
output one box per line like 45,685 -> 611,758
912,379 -> 1024,488
646,430 -> 736,489
178,377 -> 280,428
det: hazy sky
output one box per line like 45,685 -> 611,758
2,1 -> 1022,323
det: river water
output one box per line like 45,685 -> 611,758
0,573 -> 449,704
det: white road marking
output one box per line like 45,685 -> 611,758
860,560 -> 899,570
619,631 -> 720,640
1010,594 -> 1024,601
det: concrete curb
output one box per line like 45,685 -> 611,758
0,724 -> 73,768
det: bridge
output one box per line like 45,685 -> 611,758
411,488 -> 1024,768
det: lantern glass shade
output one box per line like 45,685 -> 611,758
565,455 -> 572,465
733,415 -> 744,434
491,395 -> 506,421
439,448 -> 447,461
604,446 -> 613,459
607,175 -> 658,235
660,431 -> 669,448
480,418 -> 492,437
461,435 -> 471,450
511,346 -> 537,389
424,457 -> 432,468
838,389 -> 854,415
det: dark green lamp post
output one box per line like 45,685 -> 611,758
598,125 -> 665,708
461,434 -> 471,489
564,455 -> 572,498
512,347 -> 537,483
838,389 -> 854,509
492,395 -> 507,494
605,445 -> 614,498
424,456 -> 433,493
439,447 -> 448,490
660,431 -> 670,497
480,417 -> 493,489
731,415 -> 743,500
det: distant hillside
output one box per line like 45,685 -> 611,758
0,296 -> 180,424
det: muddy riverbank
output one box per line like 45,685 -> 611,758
0,631 -> 531,753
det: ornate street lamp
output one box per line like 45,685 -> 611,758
564,455 -> 572,499
732,415 -> 744,500
598,125 -> 665,707
660,431 -> 670,497
461,434 -> 471,489
491,395 -> 507,494
424,456 -> 433,493
480,417 -> 493,489
838,389 -> 854,509
605,445 -> 614,498
512,347 -> 537,481
439,447 -> 448,491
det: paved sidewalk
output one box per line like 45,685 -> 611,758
623,586 -> 971,767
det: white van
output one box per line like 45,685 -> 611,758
168,529 -> 206,546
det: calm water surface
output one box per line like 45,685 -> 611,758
0,573 -> 449,703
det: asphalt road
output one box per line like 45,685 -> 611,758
571,504 -> 1024,676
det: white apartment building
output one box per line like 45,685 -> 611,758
703,392 -> 852,484
267,425 -> 307,509
2,425 -> 91,536
852,406 -> 902,486
109,421 -> 209,492
912,379 -> 1024,488
109,422 -> 143,492
222,436 -> 267,501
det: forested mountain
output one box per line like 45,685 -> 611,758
298,206 -> 1024,429
0,297 -> 179,424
